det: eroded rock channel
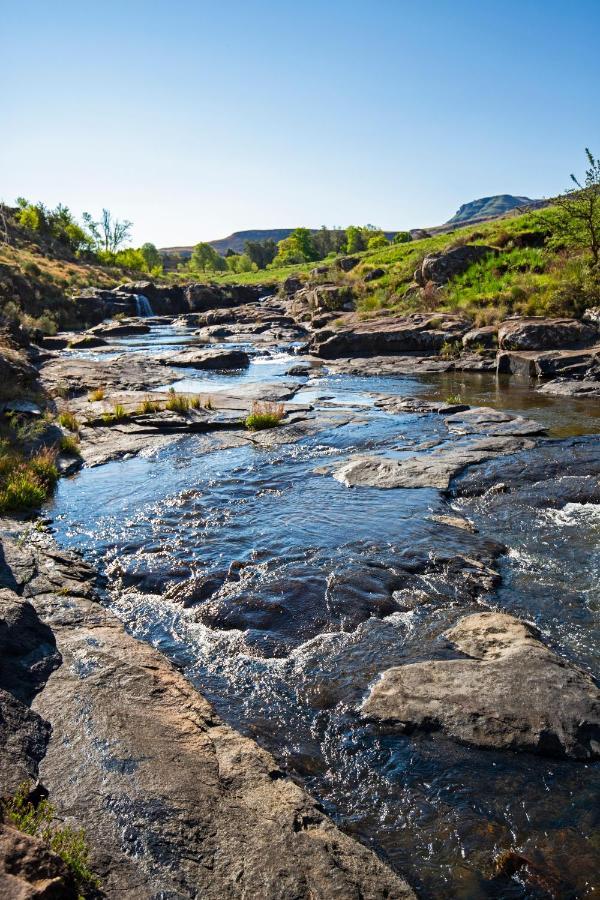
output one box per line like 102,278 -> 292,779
2,309 -> 599,898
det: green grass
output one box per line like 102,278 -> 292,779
3,782 -> 100,898
245,401 -> 285,430
58,410 -> 80,432
58,434 -> 81,456
136,398 -> 162,414
101,403 -> 127,424
0,446 -> 58,512
166,393 -> 191,413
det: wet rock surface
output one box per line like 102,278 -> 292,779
0,529 -> 414,900
362,611 -> 600,758
161,347 -> 251,369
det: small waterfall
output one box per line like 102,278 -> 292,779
135,294 -> 154,317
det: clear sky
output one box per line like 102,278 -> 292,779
3,0 -> 600,247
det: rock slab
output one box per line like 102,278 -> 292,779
361,612 -> 600,759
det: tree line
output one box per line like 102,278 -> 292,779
185,225 -> 413,274
13,199 -> 162,276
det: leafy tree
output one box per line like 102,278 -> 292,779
226,253 -> 256,273
140,242 -> 162,272
367,234 -> 389,250
313,226 -> 346,259
272,228 -> 318,266
345,225 -> 366,254
17,205 -> 41,232
393,231 -> 412,244
190,242 -> 226,272
244,238 -> 277,269
555,148 -> 600,266
83,209 -> 132,253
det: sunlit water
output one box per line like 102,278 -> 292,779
50,324 -> 600,898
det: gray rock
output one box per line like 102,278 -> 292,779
364,267 -> 385,282
162,348 -> 250,369
498,317 -> 597,350
361,612 -> 600,759
310,313 -> 471,359
538,378 -> 600,398
332,436 -> 534,490
414,245 -> 495,286
462,325 -> 497,349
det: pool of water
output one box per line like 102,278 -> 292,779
49,324 -> 600,898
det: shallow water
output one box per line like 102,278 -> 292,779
49,325 -> 600,898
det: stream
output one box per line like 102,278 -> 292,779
49,324 -> 599,898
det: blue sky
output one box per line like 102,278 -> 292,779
4,0 -> 599,246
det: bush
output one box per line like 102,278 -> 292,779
245,401 -> 285,430
87,387 -> 105,402
2,782 -> 100,896
440,339 -> 462,360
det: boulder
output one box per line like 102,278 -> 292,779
462,325 -> 497,349
498,317 -> 597,350
67,335 -> 108,349
414,245 -> 495,286
364,267 -> 385,282
337,256 -> 359,272
497,347 -> 600,379
361,611 -> 600,759
162,348 -> 250,369
310,313 -> 471,358
90,322 -> 150,337
583,306 -> 600,328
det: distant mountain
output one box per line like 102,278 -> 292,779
446,195 -> 543,225
160,229 -> 298,259
160,228 -> 397,259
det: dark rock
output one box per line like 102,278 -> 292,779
498,317 -> 597,350
364,268 -> 385,282
414,245 -> 495,286
0,590 -> 61,703
497,347 -> 600,378
67,334 -> 108,349
337,256 -> 359,272
310,313 -> 471,359
0,690 -> 51,795
538,378 -> 600,398
162,348 -> 250,369
462,325 -> 497,349
361,611 -> 600,759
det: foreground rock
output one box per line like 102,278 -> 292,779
0,822 -> 79,899
0,530 -> 414,899
332,437 -> 535,490
362,612 -> 600,758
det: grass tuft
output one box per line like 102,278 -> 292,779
88,387 -> 105,402
245,401 -> 285,431
58,410 -> 80,433
0,446 -> 58,512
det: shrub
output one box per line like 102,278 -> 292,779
2,782 -> 100,896
58,410 -> 79,433
445,393 -> 463,404
245,401 -> 285,430
88,387 -> 105,402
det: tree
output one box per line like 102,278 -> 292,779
140,242 -> 162,271
272,228 -> 318,266
190,242 -> 226,272
226,253 -> 256,274
367,234 -> 389,250
393,231 -> 412,244
244,239 -> 277,269
555,148 -> 600,267
83,209 -> 132,253
345,225 -> 366,254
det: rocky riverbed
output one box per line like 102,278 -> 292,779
1,296 -> 600,898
